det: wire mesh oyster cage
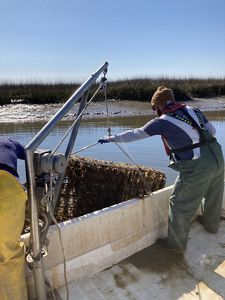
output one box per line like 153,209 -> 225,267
55,155 -> 166,222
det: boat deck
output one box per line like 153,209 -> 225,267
55,220 -> 225,300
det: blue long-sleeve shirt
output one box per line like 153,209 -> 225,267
0,137 -> 25,177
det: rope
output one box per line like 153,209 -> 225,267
31,172 -> 69,300
72,142 -> 99,154
48,204 -> 69,300
33,78 -> 107,299
71,76 -> 110,155
70,75 -> 110,156
50,81 -> 105,157
48,168 -> 69,300
101,75 -> 112,137
45,174 -> 70,300
45,278 -> 57,300
114,142 -> 143,171
102,78 -> 143,171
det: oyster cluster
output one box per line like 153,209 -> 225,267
55,155 -> 166,222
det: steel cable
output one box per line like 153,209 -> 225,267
50,82 -> 104,157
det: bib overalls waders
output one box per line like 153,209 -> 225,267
0,171 -> 28,300
165,109 -> 224,251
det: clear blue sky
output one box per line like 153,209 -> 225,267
1,0 -> 225,82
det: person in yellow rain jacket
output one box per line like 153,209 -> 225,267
0,137 -> 28,300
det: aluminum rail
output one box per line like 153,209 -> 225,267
26,62 -> 108,150
25,62 -> 108,300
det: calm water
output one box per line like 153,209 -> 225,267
1,112 -> 225,185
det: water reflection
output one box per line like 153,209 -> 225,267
1,113 -> 225,186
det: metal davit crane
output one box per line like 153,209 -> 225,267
25,62 -> 109,300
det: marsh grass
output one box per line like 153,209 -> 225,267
0,82 -> 80,105
106,77 -> 225,102
0,77 -> 225,105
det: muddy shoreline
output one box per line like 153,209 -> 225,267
1,97 -> 225,123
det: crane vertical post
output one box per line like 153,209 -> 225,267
25,62 -> 108,299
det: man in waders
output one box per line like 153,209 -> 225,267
0,137 -> 28,300
98,86 -> 224,254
